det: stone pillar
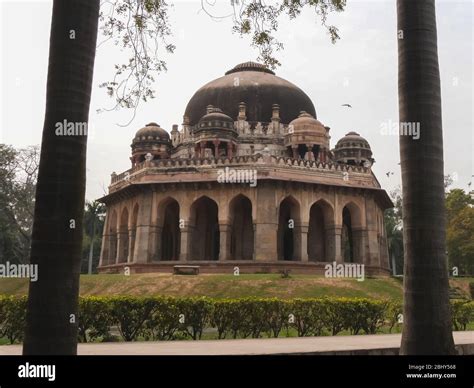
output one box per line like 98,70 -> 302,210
134,191 -> 153,263
364,197 -> 381,267
213,140 -> 220,157
252,223 -> 257,260
227,142 -> 233,158
254,183 -> 279,261
325,225 -> 343,263
127,228 -> 136,263
219,223 -> 231,261
299,223 -> 309,262
116,230 -> 128,263
179,226 -> 191,261
352,227 -> 367,264
99,234 -> 109,266
254,222 -> 278,261
148,225 -> 162,261
99,213 -> 109,267
109,234 -> 117,265
292,146 -> 298,159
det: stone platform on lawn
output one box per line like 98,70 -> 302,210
0,332 -> 473,355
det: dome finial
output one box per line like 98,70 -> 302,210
225,61 -> 275,75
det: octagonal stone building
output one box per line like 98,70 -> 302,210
98,62 -> 392,275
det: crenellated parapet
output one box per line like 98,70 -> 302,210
109,153 -> 378,194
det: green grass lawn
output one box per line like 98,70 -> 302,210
0,273 -> 471,300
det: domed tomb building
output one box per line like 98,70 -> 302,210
98,62 -> 392,274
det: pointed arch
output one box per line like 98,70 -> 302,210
308,199 -> 334,261
341,201 -> 362,263
277,196 -> 301,261
189,196 -> 219,261
229,194 -> 254,260
160,198 -> 180,261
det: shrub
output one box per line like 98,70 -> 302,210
176,297 -> 213,340
323,298 -> 351,335
109,296 -> 155,341
1,295 -> 473,343
0,296 -> 27,344
77,296 -> 112,343
262,298 -> 291,338
210,299 -> 246,339
387,300 -> 403,333
452,300 -> 474,331
290,298 -> 328,337
144,297 -> 181,341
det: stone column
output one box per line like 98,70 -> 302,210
148,225 -> 162,261
179,226 -> 191,261
254,223 -> 278,261
325,225 -> 343,263
115,233 -> 121,264
134,191 -> 153,264
213,140 -> 220,157
219,223 -> 231,261
352,227 -> 367,264
99,213 -> 109,267
227,142 -> 233,158
252,223 -> 257,260
127,228 -> 136,263
99,233 -> 109,266
298,223 -> 309,262
254,183 -> 278,262
109,234 -> 117,265
292,146 -> 298,159
364,197 -> 381,267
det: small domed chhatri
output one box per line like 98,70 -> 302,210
98,62 -> 392,275
333,131 -> 374,167
285,111 -> 330,161
131,123 -> 171,165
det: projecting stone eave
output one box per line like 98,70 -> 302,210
98,176 -> 392,209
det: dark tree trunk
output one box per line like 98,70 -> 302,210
23,0 -> 100,355
397,0 -> 455,354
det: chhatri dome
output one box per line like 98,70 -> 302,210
98,61 -> 392,275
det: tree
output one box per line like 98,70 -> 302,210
81,201 -> 105,274
384,189 -> 403,275
202,0 -> 346,69
24,0 -> 175,355
0,145 -> 39,265
23,0 -> 101,355
446,189 -> 474,275
397,0 -> 455,354
23,0 -> 346,354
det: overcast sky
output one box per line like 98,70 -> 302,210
0,0 -> 472,201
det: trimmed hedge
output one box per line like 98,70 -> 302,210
0,295 -> 27,344
451,300 -> 474,331
0,296 -> 473,344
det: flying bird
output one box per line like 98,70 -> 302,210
341,104 -> 352,108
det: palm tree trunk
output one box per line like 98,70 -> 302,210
23,0 -> 100,355
397,0 -> 455,354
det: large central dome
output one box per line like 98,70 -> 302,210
184,61 -> 316,125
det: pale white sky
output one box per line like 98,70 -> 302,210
0,0 -> 472,201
